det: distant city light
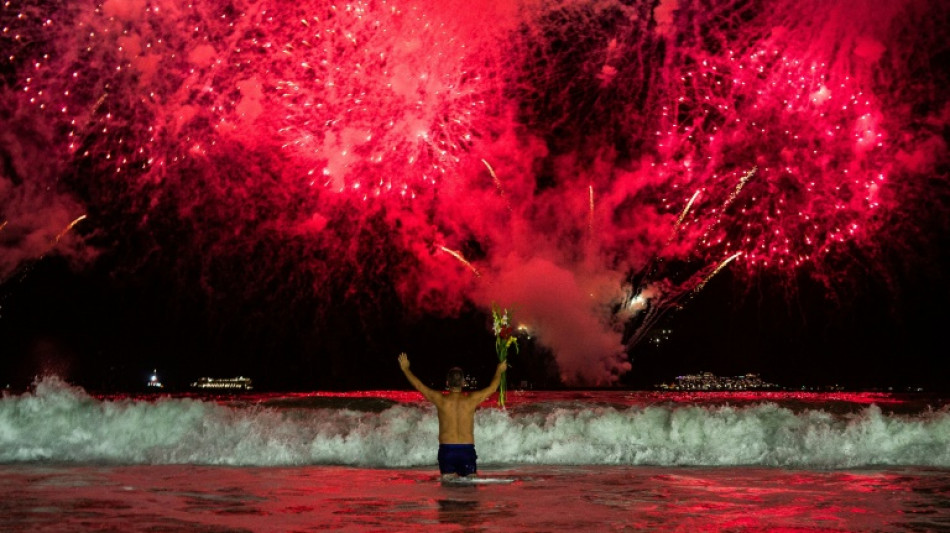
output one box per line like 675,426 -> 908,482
147,369 -> 163,389
190,376 -> 254,391
656,371 -> 778,391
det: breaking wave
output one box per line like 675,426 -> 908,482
2,378 -> 948,468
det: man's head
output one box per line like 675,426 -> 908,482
446,367 -> 465,390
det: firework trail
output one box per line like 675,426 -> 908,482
53,215 -> 87,245
693,252 -> 743,296
668,189 -> 701,243
438,245 -> 481,278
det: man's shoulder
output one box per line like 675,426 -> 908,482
461,392 -> 487,407
442,392 -> 480,405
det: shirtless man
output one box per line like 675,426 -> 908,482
398,352 -> 507,480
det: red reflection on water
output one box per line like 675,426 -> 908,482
645,390 -> 908,405
646,469 -> 914,532
2,464 -> 945,531
250,390 -> 427,403
95,389 -> 922,409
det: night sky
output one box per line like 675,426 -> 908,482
2,0 -> 948,393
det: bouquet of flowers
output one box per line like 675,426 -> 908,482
491,303 -> 519,408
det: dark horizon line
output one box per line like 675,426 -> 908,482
5,382 -> 946,396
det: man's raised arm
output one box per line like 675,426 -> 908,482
471,361 -> 508,404
398,352 -> 442,404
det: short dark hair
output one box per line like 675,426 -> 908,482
446,367 -> 465,389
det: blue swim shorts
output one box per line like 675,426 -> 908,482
438,444 -> 478,476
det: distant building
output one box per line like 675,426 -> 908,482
147,369 -> 164,389
656,371 -> 778,391
190,376 -> 254,391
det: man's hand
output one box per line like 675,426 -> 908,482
497,360 -> 508,374
398,352 -> 410,372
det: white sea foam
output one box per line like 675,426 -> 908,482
2,378 -> 948,467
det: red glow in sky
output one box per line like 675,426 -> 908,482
1,0 -> 946,384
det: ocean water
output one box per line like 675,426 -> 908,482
2,378 -> 949,531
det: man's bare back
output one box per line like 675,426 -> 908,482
398,353 -> 507,445
433,391 -> 481,443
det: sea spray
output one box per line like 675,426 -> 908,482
2,378 -> 948,468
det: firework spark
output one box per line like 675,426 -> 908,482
693,252 -> 743,295
669,189 -> 702,243
53,215 -> 87,245
588,184 -> 595,238
438,245 -> 481,278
